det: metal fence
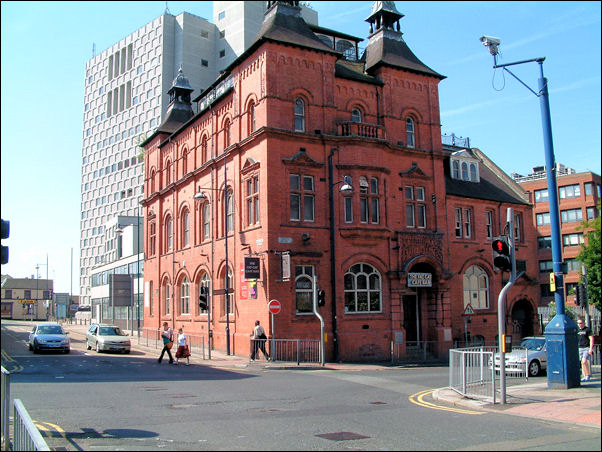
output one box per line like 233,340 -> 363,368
449,347 -> 528,404
12,399 -> 50,451
266,339 -> 321,365
1,366 -> 10,451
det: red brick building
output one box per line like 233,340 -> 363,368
515,167 -> 601,308
141,1 -> 540,361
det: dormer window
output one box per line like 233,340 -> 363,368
450,150 -> 480,183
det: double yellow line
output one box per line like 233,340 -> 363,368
409,389 -> 485,415
34,421 -> 66,439
1,349 -> 23,373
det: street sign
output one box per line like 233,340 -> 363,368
268,299 -> 281,315
462,303 -> 474,316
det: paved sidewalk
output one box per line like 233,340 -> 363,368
62,322 -> 601,429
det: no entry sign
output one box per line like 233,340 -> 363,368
268,299 -> 281,315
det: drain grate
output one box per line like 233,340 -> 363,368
315,431 -> 370,441
369,401 -> 387,405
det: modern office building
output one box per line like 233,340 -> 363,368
514,166 -> 601,307
79,2 -> 318,308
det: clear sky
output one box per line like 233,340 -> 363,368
1,1 -> 600,295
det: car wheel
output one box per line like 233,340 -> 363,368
64,348 -> 70,354
124,350 -> 130,354
96,342 -> 101,353
28,342 -> 33,351
86,340 -> 91,350
528,360 -> 541,377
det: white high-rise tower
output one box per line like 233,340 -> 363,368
79,2 -> 318,308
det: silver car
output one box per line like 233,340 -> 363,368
494,336 -> 547,377
28,322 -> 70,353
86,324 -> 131,354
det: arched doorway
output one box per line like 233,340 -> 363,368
403,262 -> 438,356
511,299 -> 535,338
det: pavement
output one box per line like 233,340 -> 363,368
12,321 -> 602,429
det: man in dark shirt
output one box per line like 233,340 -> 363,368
577,317 -> 594,382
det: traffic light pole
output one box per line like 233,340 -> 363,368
312,275 -> 325,367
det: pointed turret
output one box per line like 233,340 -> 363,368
362,1 -> 444,79
156,67 -> 195,135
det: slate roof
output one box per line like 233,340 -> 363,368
444,154 -> 529,205
362,30 -> 445,79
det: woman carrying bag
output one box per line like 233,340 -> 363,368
175,327 -> 191,365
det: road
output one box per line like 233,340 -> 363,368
2,320 -> 600,451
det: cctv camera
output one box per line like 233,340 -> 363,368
479,35 -> 501,55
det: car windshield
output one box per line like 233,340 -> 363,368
521,338 -> 545,351
38,326 -> 63,335
99,327 -> 124,336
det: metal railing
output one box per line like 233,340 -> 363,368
12,399 -> 50,451
139,328 -> 207,359
449,347 -> 528,404
1,366 -> 10,451
267,339 -> 321,365
335,121 -> 386,139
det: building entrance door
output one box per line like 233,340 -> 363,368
403,293 -> 419,346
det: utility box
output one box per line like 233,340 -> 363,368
545,314 -> 580,389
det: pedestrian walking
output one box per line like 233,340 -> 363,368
577,316 -> 594,382
250,320 -> 270,361
157,322 -> 174,364
175,327 -> 191,365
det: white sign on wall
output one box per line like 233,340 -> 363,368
408,272 -> 432,287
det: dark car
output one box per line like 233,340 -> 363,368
28,322 -> 70,353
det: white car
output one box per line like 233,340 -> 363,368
493,336 -> 547,377
86,324 -> 131,354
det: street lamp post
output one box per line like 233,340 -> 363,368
327,148 -> 353,362
480,36 -> 580,388
195,166 -> 232,355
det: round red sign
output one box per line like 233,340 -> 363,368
268,299 -> 281,315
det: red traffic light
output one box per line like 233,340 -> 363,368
491,235 -> 512,272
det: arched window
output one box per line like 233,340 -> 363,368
452,160 -> 460,179
223,189 -> 234,236
202,202 -> 211,241
149,221 -> 156,256
181,208 -> 190,248
406,117 -> 415,148
294,98 -> 305,132
351,108 -> 362,123
470,163 -> 477,182
180,276 -> 190,314
224,119 -> 231,148
295,266 -> 314,313
182,149 -> 188,175
165,159 -> 172,185
165,215 -> 173,252
150,168 -> 156,193
248,101 -> 256,134
461,162 -> 469,181
463,265 -> 489,310
344,263 -> 382,313
201,136 -> 208,164
164,279 -> 171,315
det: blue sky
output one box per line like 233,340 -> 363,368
1,1 -> 600,294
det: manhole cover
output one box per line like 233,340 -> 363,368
315,431 -> 370,441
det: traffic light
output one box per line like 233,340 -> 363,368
491,236 -> 512,272
549,273 -> 556,292
576,284 -> 587,307
317,289 -> 325,306
1,219 -> 9,265
199,286 -> 208,311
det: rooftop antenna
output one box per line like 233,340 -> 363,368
164,1 -> 171,15
92,43 -> 96,58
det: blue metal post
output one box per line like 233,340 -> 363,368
537,62 -> 580,388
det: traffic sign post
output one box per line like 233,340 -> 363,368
268,300 -> 281,360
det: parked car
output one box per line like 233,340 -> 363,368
493,336 -> 547,377
86,323 -> 131,354
28,322 -> 70,353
